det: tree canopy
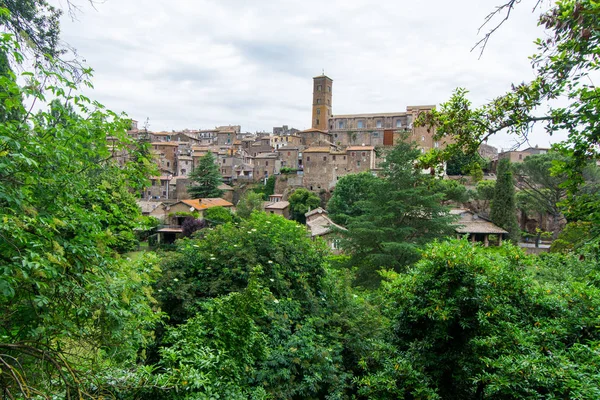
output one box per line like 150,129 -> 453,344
327,172 -> 379,225
288,187 -> 321,223
340,140 -> 456,286
0,31 -> 159,397
187,152 -> 224,199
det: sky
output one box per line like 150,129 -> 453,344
53,0 -> 564,151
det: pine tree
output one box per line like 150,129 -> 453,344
188,152 -> 224,199
491,158 -> 520,242
342,141 -> 455,286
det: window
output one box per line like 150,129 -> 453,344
317,85 -> 322,91
373,132 -> 379,137
323,156 -> 327,161
317,109 -> 321,115
357,161 -> 361,167
357,121 -> 364,129
333,155 -> 336,161
163,191 -> 167,196
434,141 -> 439,148
351,152 -> 356,156
287,151 -> 291,156
316,99 -> 321,104
307,156 -> 311,161
223,159 -> 226,164
376,120 -> 382,128
362,152 -> 366,157
266,161 -> 269,166
181,169 -> 186,175
166,161 -> 170,167
396,120 -> 402,128
316,119 -> 320,125
147,191 -> 151,196
421,136 -> 425,141
343,156 -> 346,160
519,154 -> 523,160
327,99 -> 330,105
338,121 -> 344,129
332,239 -> 340,250
328,86 -> 331,93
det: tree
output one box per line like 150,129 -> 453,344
430,178 -> 471,205
288,188 -> 321,223
187,152 -> 223,199
204,206 -> 235,226
514,151 -> 568,230
341,141 -> 455,286
0,1 -> 62,59
327,172 -> 379,225
490,158 -> 520,242
417,1 -> 600,240
145,213 -> 387,399
0,33 -> 160,397
358,240 -> 600,399
236,191 -> 264,219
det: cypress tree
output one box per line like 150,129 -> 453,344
491,158 -> 520,242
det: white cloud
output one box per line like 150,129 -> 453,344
54,0 -> 563,150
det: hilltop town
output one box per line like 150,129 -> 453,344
126,75 -> 497,201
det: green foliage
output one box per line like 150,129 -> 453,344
264,174 -> 276,197
155,213 -> 328,322
236,191 -> 265,219
360,240 -> 600,399
491,158 -> 520,242
0,0 -> 63,59
418,1 -> 600,241
476,180 -> 496,201
288,188 -> 321,223
203,206 -> 235,226
327,172 -> 379,225
468,161 -> 484,182
550,221 -> 594,254
187,152 -> 224,199
252,175 -> 276,200
0,33 -> 160,397
279,166 -> 297,174
341,141 -> 456,286
150,213 -> 387,398
445,148 -> 488,176
430,178 -> 471,204
515,151 -> 569,222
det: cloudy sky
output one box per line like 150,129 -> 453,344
54,0 -> 561,150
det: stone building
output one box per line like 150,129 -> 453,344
253,153 -> 280,179
249,137 -> 273,157
177,155 -> 193,176
498,146 -> 550,163
298,128 -> 333,147
216,130 -> 236,146
309,75 -> 446,155
151,142 -> 179,174
346,145 -> 376,173
276,146 -> 301,169
303,147 -> 336,191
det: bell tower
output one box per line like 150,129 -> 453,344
311,74 -> 332,130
